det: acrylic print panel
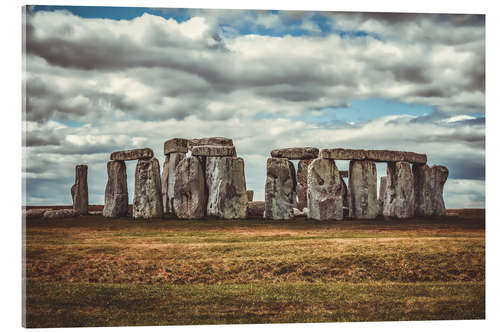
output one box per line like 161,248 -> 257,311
22,4 -> 485,328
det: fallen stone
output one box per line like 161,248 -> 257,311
161,153 -> 186,215
110,148 -> 154,161
248,201 -> 265,217
247,190 -> 254,202
348,160 -> 378,219
264,158 -> 296,220
43,209 -> 77,219
89,211 -> 103,216
339,170 -> 349,178
270,147 -> 319,160
103,161 -> 129,218
191,145 -> 236,157
206,156 -> 248,219
133,157 -> 163,219
293,208 -> 308,217
307,158 -> 344,221
71,165 -> 88,215
413,164 -> 448,216
24,208 -> 51,219
383,162 -> 415,218
296,159 -> 314,211
173,156 -> 206,219
378,176 -> 387,216
188,137 -> 233,149
164,138 -> 189,154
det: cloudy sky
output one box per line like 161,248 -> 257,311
22,5 -> 485,208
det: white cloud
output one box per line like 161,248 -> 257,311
23,9 -> 485,208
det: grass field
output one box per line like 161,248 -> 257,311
23,209 -> 485,327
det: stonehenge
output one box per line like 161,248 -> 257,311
59,138 -> 448,222
133,157 -> 163,219
296,159 -> 313,211
206,156 -> 248,219
103,161 -> 128,217
348,160 -> 377,219
307,158 -> 344,221
264,158 -> 296,220
71,164 -> 88,215
173,156 -> 206,219
383,162 -> 415,218
413,164 -> 449,216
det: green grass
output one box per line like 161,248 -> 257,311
25,281 -> 484,327
23,210 -> 485,327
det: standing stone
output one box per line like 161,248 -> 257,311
246,190 -> 254,202
383,162 -> 415,218
296,159 -> 313,211
307,158 -> 344,221
206,156 -> 248,219
173,156 -> 206,219
133,157 -> 163,219
161,153 -> 186,215
348,160 -> 378,219
341,176 -> 350,217
71,165 -> 88,215
413,164 -> 448,216
264,158 -> 296,220
378,176 -> 387,216
103,161 -> 128,217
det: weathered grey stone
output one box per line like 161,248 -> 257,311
164,138 -> 189,154
191,145 -> 236,157
248,201 -> 265,217
339,170 -> 349,178
293,208 -> 307,217
320,148 -> 366,160
307,158 -> 344,221
188,137 -> 233,149
413,164 -> 448,216
403,152 -> 427,164
348,160 -> 378,219
320,148 -> 427,164
378,176 -> 387,216
110,148 -> 154,161
383,162 -> 415,218
24,208 -> 51,219
89,211 -> 102,216
103,161 -> 129,218
71,165 -> 88,215
296,159 -> 313,211
206,156 -> 248,219
341,176 -> 349,212
270,147 -> 319,160
133,157 -> 163,219
366,150 -> 426,164
43,209 -> 77,219
246,190 -> 254,202
161,153 -> 186,215
264,158 -> 296,220
173,156 -> 206,219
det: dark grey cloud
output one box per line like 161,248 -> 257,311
23,9 -> 485,208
